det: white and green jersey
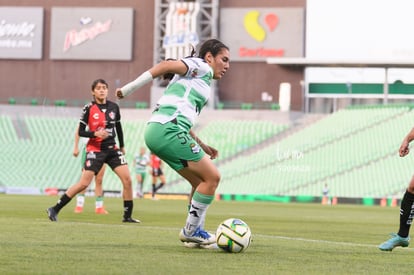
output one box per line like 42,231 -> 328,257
148,57 -> 213,130
79,136 -> 89,168
135,153 -> 150,173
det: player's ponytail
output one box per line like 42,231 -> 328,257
162,58 -> 177,81
189,44 -> 196,57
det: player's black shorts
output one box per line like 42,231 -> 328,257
152,168 -> 163,177
83,148 -> 127,174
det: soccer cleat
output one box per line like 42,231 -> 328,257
378,233 -> 410,251
46,207 -> 58,222
179,227 -> 216,245
74,206 -> 83,213
122,217 -> 141,223
95,208 -> 109,214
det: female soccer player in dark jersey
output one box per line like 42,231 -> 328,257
46,79 -> 140,223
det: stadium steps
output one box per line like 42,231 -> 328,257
11,116 -> 30,140
156,118 -> 294,194
217,113 -> 326,164
220,107 -> 409,180
277,108 -> 414,197
215,107 -> 411,195
3,105 -> 412,198
0,115 -> 18,143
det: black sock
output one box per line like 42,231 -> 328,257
156,182 -> 165,191
123,200 -> 133,219
53,193 -> 72,213
152,185 -> 156,196
398,191 -> 414,238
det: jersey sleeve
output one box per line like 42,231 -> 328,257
79,102 -> 91,126
181,57 -> 212,79
115,104 -> 121,122
78,103 -> 95,138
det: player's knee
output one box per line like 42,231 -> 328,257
208,171 -> 221,189
123,177 -> 132,187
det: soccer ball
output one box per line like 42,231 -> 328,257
216,218 -> 252,253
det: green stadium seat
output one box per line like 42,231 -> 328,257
1,106 -> 412,198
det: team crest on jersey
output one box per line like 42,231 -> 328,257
109,111 -> 115,120
190,68 -> 198,77
190,143 -> 201,154
93,113 -> 99,119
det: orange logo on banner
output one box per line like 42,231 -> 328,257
243,11 -> 278,42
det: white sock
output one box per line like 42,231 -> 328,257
185,200 -> 209,235
76,195 -> 85,207
95,197 -> 104,209
199,211 -> 206,230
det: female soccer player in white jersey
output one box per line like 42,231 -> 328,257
116,39 -> 230,245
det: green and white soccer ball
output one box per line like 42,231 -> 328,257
216,218 -> 252,253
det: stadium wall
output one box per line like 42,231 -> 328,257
0,0 -> 306,111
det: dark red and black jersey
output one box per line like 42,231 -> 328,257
150,154 -> 162,169
79,100 -> 124,152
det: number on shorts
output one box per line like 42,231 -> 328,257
119,155 -> 127,164
176,132 -> 190,145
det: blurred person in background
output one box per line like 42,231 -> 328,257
134,146 -> 150,198
149,151 -> 167,200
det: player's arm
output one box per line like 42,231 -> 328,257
78,122 -> 108,139
115,120 -> 125,154
189,130 -> 218,160
400,127 -> 414,157
78,122 -> 95,138
116,60 -> 188,98
73,125 -> 80,157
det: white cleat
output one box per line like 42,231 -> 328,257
179,227 -> 216,245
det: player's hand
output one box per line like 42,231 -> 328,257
202,144 -> 218,160
95,129 -> 109,139
116,88 -> 124,99
399,139 -> 410,157
73,148 -> 79,157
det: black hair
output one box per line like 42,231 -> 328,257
161,40 -> 228,82
198,39 -> 229,59
91,79 -> 108,90
162,58 -> 177,81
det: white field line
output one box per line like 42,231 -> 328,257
254,234 -> 379,248
38,220 -> 414,251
